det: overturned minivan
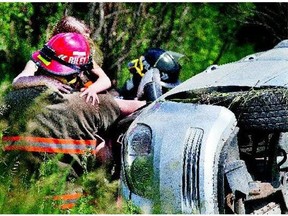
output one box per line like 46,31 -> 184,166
120,40 -> 288,214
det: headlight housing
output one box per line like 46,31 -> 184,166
123,123 -> 154,198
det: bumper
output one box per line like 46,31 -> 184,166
120,101 -> 237,214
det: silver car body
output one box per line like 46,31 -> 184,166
165,40 -> 288,98
120,40 -> 288,214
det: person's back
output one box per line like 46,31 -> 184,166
0,33 -> 122,209
3,86 -> 120,142
2,85 -> 120,171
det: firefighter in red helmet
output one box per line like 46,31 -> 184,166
0,32 -> 145,210
32,32 -> 92,76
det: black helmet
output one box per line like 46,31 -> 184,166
143,48 -> 184,88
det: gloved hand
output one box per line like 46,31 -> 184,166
137,68 -> 162,101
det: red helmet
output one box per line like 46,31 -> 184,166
32,32 -> 92,76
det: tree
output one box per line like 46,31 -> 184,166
236,3 -> 288,51
0,2 -> 256,86
66,3 -> 256,86
0,2 -> 65,82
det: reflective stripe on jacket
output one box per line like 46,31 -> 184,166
53,193 -> 82,210
2,136 -> 105,155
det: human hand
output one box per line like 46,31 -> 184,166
137,68 -> 161,99
12,75 -> 73,94
80,86 -> 100,106
47,79 -> 73,94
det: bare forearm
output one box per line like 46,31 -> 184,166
114,98 -> 146,116
12,76 -> 50,89
89,66 -> 112,92
89,75 -> 111,93
12,75 -> 73,93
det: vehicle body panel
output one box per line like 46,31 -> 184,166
120,40 -> 288,214
121,101 -> 237,213
164,42 -> 288,99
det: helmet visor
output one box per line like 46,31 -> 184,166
166,51 -> 185,62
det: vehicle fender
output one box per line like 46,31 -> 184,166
134,101 -> 238,214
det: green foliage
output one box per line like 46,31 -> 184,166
0,2 -> 273,214
0,151 -> 130,213
0,3 -> 32,81
219,42 -> 255,65
0,128 -> 137,214
111,3 -> 256,86
0,156 -> 61,213
70,168 -> 119,214
0,2 -> 257,85
0,3 -> 66,81
123,200 -> 142,214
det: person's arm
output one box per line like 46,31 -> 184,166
136,68 -> 162,100
80,62 -> 112,105
12,60 -> 38,88
12,60 -> 72,93
114,98 -> 146,116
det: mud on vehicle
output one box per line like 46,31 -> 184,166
119,40 -> 288,214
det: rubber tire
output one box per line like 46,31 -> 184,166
198,88 -> 288,132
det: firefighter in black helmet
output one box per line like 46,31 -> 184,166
120,48 -> 184,100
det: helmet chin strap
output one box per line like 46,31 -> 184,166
44,73 -> 78,87
128,57 -> 146,77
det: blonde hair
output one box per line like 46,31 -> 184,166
51,16 -> 103,66
52,16 -> 91,37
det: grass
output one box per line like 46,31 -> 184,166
0,151 -> 140,214
0,79 -> 141,214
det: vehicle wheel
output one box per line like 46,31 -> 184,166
198,88 -> 288,132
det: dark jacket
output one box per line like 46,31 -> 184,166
0,86 -> 121,177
